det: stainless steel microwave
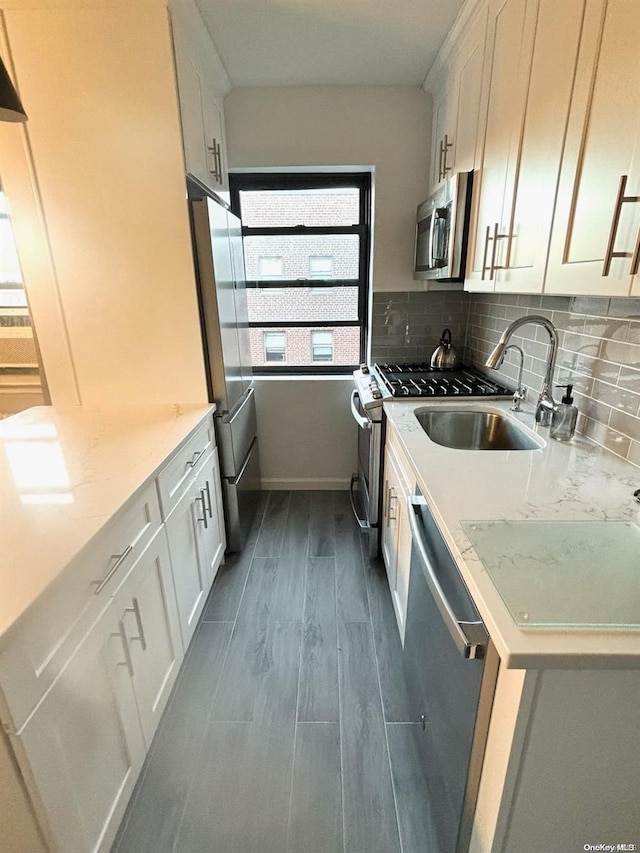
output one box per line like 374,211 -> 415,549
414,171 -> 473,281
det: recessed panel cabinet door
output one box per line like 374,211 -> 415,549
194,449 -> 226,587
120,532 -> 184,747
546,0 -> 640,296
164,480 -> 208,649
17,606 -> 146,853
466,0 -> 538,292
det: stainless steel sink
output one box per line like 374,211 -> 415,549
414,408 -> 542,451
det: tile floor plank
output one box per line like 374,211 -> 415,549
297,621 -> 339,723
174,720 -> 295,853
338,621 -> 402,853
254,490 -> 291,558
309,491 -> 335,557
287,723 -> 343,853
211,621 -> 302,724
113,621 -> 233,853
334,492 -> 370,622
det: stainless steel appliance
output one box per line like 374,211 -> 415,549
350,366 -> 384,555
189,183 -> 260,552
404,492 -> 498,853
350,363 -> 511,553
414,171 -> 473,281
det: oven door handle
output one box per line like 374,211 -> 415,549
350,390 -> 372,430
407,495 -> 487,659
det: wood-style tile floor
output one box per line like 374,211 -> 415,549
113,491 -> 428,853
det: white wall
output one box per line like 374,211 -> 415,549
254,377 -> 357,490
224,85 -> 431,293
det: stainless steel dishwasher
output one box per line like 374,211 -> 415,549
403,492 -> 498,853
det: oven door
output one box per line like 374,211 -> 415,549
349,390 -> 382,548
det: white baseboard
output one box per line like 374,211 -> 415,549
260,478 -> 350,491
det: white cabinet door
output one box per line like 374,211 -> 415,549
117,531 -> 184,747
546,0 -> 640,297
17,605 -> 146,853
466,0 -> 538,291
381,441 -> 413,643
193,448 -> 226,587
164,477 -> 209,649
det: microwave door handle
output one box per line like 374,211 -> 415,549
428,209 -> 437,269
350,390 -> 372,430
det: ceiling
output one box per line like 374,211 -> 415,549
194,0 -> 466,87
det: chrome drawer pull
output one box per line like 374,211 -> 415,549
124,597 -> 147,651
114,621 -> 134,677
94,544 -> 133,595
187,449 -> 205,468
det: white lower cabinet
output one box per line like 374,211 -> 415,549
16,601 -> 147,853
164,449 -> 225,649
381,439 -> 414,643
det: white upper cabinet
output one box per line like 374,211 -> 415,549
466,0 -> 587,293
426,3 -> 488,192
545,0 -> 640,297
170,0 -> 231,203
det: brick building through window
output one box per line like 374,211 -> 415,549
230,173 -> 371,373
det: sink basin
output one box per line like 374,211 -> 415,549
414,408 -> 542,451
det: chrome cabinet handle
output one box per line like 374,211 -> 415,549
215,141 -> 223,184
438,138 -> 445,182
441,134 -> 453,179
114,621 -> 134,677
603,175 -> 640,276
482,223 -> 510,280
196,489 -> 208,527
124,597 -> 147,651
204,479 -> 213,518
387,486 -> 397,522
187,449 -> 205,468
94,545 -> 133,595
207,137 -> 221,181
407,495 -> 487,659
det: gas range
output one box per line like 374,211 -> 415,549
353,362 -> 512,412
374,362 -> 512,399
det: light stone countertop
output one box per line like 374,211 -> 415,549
0,404 -> 215,642
384,398 -> 640,668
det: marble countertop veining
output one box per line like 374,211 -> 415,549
0,404 -> 215,642
384,398 -> 640,668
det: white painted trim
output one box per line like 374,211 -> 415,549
261,478 -> 349,491
423,0 -> 487,91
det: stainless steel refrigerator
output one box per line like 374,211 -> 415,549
189,185 -> 261,552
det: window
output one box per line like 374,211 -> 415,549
264,332 -> 286,362
258,256 -> 283,280
312,330 -> 333,362
309,256 -> 334,280
230,172 -> 371,373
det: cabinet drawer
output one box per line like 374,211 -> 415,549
0,482 -> 161,730
156,418 -> 215,518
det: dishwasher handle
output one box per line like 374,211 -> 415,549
350,390 -> 372,430
407,495 -> 487,660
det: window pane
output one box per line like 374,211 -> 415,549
244,235 -> 358,281
309,256 -> 334,279
258,256 -> 283,280
264,332 -> 286,362
239,188 -> 360,227
251,326 -> 359,368
247,286 -> 359,323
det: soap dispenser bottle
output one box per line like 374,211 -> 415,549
550,384 -> 578,441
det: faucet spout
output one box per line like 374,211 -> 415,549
485,314 -> 559,426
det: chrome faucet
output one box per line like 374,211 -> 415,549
501,344 -> 526,412
485,315 -> 559,426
